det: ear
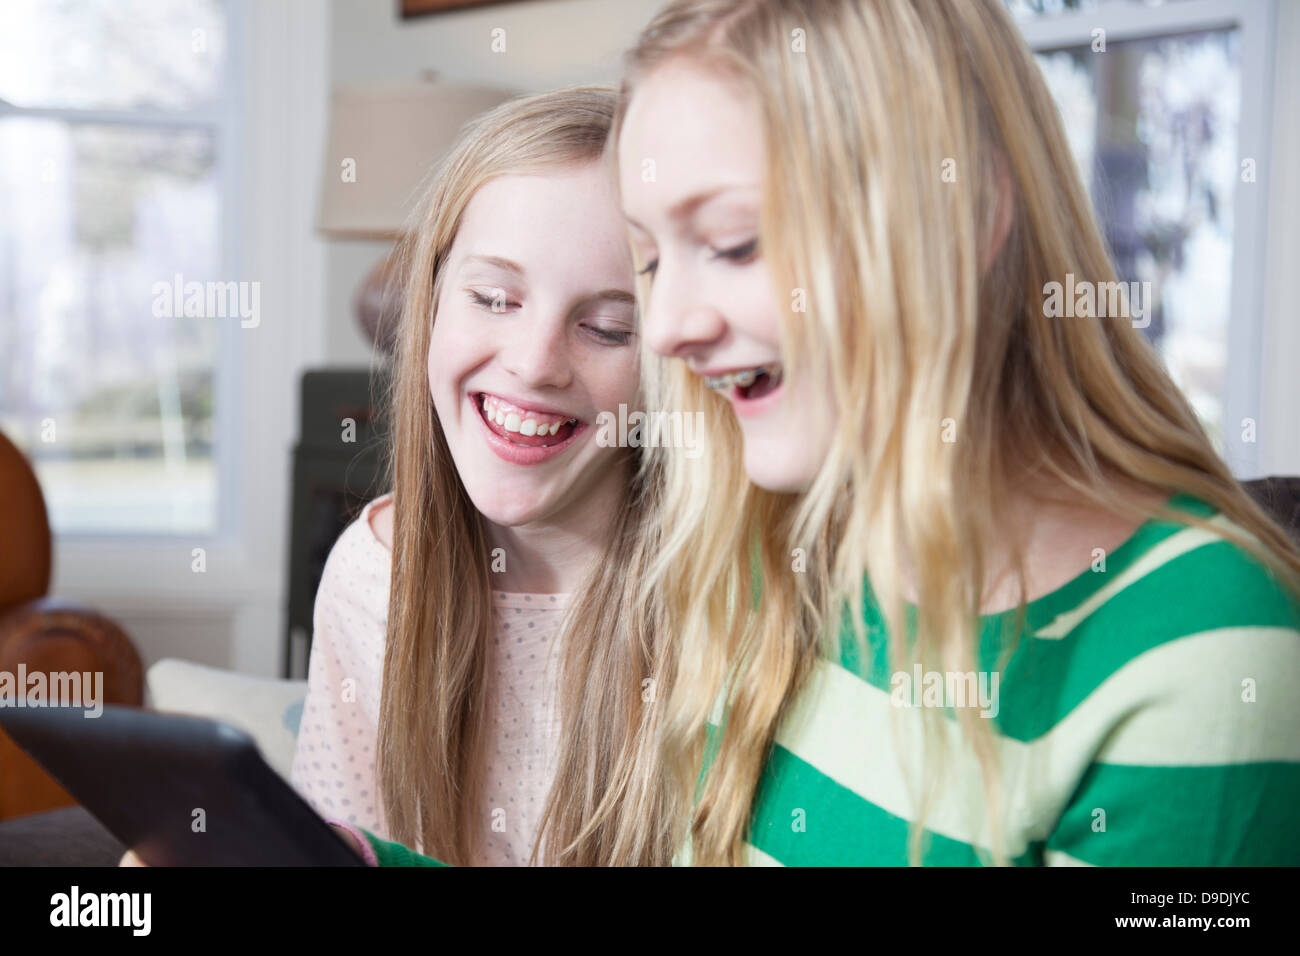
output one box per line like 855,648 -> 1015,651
978,149 -> 1014,275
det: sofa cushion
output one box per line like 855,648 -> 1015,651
145,659 -> 307,783
0,805 -> 125,866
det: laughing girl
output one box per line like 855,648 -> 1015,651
289,87 -> 678,867
616,0 -> 1300,865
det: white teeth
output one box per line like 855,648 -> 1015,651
734,369 -> 756,388
478,394 -> 575,437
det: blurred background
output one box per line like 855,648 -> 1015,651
0,0 -> 1296,680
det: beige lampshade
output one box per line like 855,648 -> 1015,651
316,74 -> 516,240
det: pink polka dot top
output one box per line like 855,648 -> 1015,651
289,493 -> 570,866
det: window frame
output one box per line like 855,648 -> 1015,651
1015,0 -> 1278,477
0,0 -> 244,542
32,0 -> 331,678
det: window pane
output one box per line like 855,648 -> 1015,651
1006,0 -> 1099,16
1034,28 -> 1240,449
0,0 -> 225,111
1005,0 -> 1193,18
0,119 -> 219,534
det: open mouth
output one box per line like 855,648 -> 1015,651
703,364 -> 784,401
474,392 -> 583,447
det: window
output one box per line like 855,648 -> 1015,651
1009,0 -> 1275,476
0,0 -> 234,534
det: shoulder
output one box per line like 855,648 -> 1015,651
1039,505 -> 1300,864
323,494 -> 392,574
368,494 -> 394,550
314,494 -> 393,628
1019,498 -> 1300,732
1066,498 -> 1300,642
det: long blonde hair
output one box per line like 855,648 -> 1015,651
615,0 -> 1300,866
377,86 -> 679,865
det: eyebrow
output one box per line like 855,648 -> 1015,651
460,254 -> 635,306
460,254 -> 524,275
624,184 -> 758,233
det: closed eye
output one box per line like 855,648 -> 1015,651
638,238 -> 757,280
583,324 -> 633,346
711,237 -> 759,263
467,288 -> 518,312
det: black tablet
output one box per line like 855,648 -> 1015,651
0,703 -> 366,866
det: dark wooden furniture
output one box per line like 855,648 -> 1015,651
0,431 -> 143,822
282,367 -> 392,678
1244,476 -> 1300,542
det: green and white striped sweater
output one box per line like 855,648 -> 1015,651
361,493 -> 1300,866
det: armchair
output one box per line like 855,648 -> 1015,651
0,431 -> 144,822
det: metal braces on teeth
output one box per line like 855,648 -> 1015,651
704,366 -> 770,391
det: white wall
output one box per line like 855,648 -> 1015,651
323,0 -> 665,366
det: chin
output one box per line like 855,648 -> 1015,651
464,485 -> 549,528
743,443 -> 816,495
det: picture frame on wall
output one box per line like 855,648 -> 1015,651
401,0 -> 529,17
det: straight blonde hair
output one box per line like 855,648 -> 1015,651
615,0 -> 1300,866
377,86 -> 679,865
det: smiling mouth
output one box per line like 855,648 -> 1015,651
475,392 -> 582,447
702,364 -> 783,400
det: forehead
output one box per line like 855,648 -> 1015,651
617,61 -> 763,221
457,164 -> 615,237
451,164 -> 633,277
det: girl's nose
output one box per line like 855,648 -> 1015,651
641,265 -> 728,359
499,318 -> 574,390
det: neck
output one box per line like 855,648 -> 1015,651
977,471 -> 1167,613
891,470 -> 1166,615
483,465 -> 628,594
